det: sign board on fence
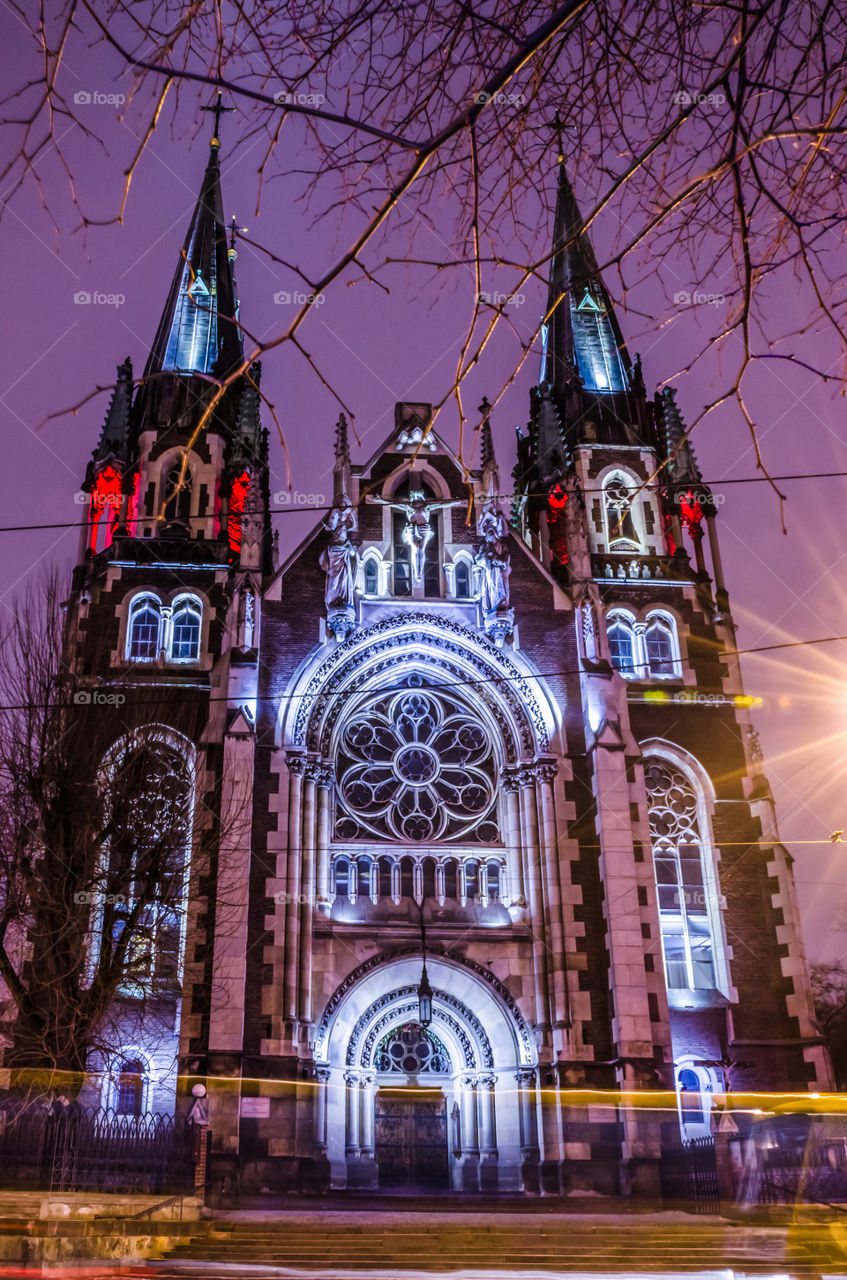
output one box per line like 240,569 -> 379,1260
240,1096 -> 270,1119
716,1108 -> 739,1134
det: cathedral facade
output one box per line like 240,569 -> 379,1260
59,127 -> 829,1198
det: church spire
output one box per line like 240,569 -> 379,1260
333,412 -> 352,502
541,158 -> 631,397
478,397 -> 500,498
93,357 -> 133,462
145,103 -> 242,380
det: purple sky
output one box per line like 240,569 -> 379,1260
2,20 -> 847,964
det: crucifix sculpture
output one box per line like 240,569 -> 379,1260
367,490 -> 462,583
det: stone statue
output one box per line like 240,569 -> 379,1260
367,490 -> 460,583
319,497 -> 359,611
475,503 -> 511,614
236,580 -> 255,650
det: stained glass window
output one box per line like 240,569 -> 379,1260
605,477 -> 639,551
645,758 -> 718,991
171,599 -> 201,662
335,675 -> 499,844
115,1059 -> 146,1116
128,597 -> 161,662
645,617 -> 677,677
608,618 -> 637,675
375,1024 -> 450,1075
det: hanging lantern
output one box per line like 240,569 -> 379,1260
417,962 -> 433,1028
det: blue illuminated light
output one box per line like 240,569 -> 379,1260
163,267 -> 218,373
571,288 -> 629,394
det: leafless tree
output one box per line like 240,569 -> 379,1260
811,960 -> 847,1089
3,2 -> 847,494
0,571 -> 244,1090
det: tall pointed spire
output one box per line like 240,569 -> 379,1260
145,105 -> 242,380
94,357 -> 133,462
333,412 -> 352,502
478,397 -> 500,498
541,160 -> 631,396
660,387 -> 703,487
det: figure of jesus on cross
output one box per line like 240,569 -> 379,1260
367,489 -> 462,583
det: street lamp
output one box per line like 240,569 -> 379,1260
416,899 -> 433,1028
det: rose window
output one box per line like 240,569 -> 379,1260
375,1024 -> 450,1075
334,678 -> 499,843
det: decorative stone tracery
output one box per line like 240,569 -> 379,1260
335,676 -> 499,844
345,985 -> 495,1069
315,947 -> 534,1065
291,614 -> 548,760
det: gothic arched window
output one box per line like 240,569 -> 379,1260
91,728 -> 195,995
170,597 -> 202,662
604,475 -> 640,552
375,1024 -> 450,1075
335,675 -> 499,844
644,755 -> 721,992
607,613 -> 637,676
364,557 -> 379,595
333,857 -> 350,899
356,857 -> 372,899
164,462 -> 193,525
454,558 -> 471,599
378,857 -> 393,899
127,595 -> 162,662
675,1060 -> 722,1140
115,1057 -> 146,1116
645,613 -> 680,678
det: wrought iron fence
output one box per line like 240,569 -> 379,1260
660,1136 -> 720,1214
0,1102 -> 193,1194
759,1139 -> 847,1206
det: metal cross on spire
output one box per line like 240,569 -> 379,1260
229,213 -> 247,256
202,90 -> 235,149
550,109 -> 566,164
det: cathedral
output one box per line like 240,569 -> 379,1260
60,119 -> 829,1199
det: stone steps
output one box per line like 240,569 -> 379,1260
160,1220 -> 844,1271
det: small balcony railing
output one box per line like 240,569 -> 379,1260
591,552 -> 694,583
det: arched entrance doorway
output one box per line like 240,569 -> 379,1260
372,1023 -> 452,1190
314,952 -> 537,1193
